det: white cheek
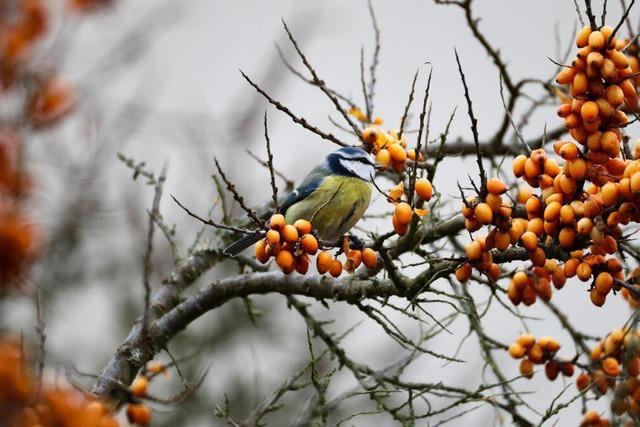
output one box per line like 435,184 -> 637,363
346,161 -> 374,180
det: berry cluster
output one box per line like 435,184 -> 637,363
387,177 -> 433,235
507,333 -> 574,380
124,361 -> 170,426
574,328 -> 640,421
0,336 -> 118,427
506,264 -> 566,306
455,178 -> 512,283
457,24 -> 640,308
255,214 -> 377,276
357,109 -> 426,173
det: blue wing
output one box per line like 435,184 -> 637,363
280,164 -> 328,214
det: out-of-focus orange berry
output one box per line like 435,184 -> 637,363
126,404 -> 152,426
130,376 -> 149,398
362,248 -> 377,269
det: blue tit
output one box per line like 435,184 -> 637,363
224,146 -> 375,256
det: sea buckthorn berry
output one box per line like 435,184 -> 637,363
281,224 -> 299,244
527,344 -> 544,364
127,404 -> 152,426
577,262 -> 592,281
266,229 -> 280,246
595,272 -> 613,295
276,250 -> 295,274
545,361 -> 560,381
556,67 -> 576,84
513,155 -> 527,177
130,376 -> 149,398
603,357 -> 621,377
516,333 -> 536,349
316,251 -> 332,274
474,203 -> 493,224
394,202 -> 413,226
576,372 -> 590,390
376,147 -> 392,167
415,178 -> 433,200
300,234 -> 318,255
519,359 -> 534,379
388,143 -> 406,163
487,178 -> 507,195
329,259 -> 343,277
295,254 -> 310,274
362,248 -> 377,269
521,231 -> 538,252
559,143 -> 579,161
455,262 -> 472,282
465,241 -> 483,261
362,127 -> 378,144
576,26 -> 592,47
270,214 -> 286,231
580,101 -> 599,122
255,240 -> 270,264
293,219 -> 312,236
588,30 -> 605,49
508,343 -> 526,359
590,288 -> 606,307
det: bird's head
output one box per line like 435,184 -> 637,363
325,146 -> 375,181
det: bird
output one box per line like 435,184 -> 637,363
223,146 -> 375,256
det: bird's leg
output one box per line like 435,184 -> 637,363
345,234 -> 365,250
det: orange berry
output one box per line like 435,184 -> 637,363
606,84 -> 625,107
474,203 -> 493,224
508,342 -> 526,359
266,229 -> 281,246
362,248 -> 377,269
576,26 -> 592,47
595,272 -> 613,295
293,219 -> 312,235
329,259 -> 343,277
388,143 -> 406,163
455,263 -> 472,282
581,101 -> 599,122
276,250 -> 295,273
376,148 -> 391,167
465,241 -> 483,261
126,404 -> 152,426
516,333 -> 536,349
602,357 -> 620,377
575,372 -> 590,390
362,127 -> 378,144
414,178 -> 433,200
394,202 -> 413,226
130,376 -> 149,398
545,360 -> 560,381
521,231 -> 538,252
487,178 -> 507,195
513,154 -> 527,177
590,288 -> 606,307
344,250 -> 362,272
299,234 -> 319,255
519,359 -> 534,379
255,240 -> 270,263
555,67 -> 577,85
281,224 -> 299,244
270,214 -> 286,231
527,344 -> 544,364
316,251 -> 332,274
588,30 -> 605,49
295,254 -> 310,274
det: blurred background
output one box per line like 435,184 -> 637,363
3,0 -> 640,425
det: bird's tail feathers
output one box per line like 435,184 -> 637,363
223,231 -> 264,256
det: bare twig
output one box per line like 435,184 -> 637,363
454,48 -> 487,196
